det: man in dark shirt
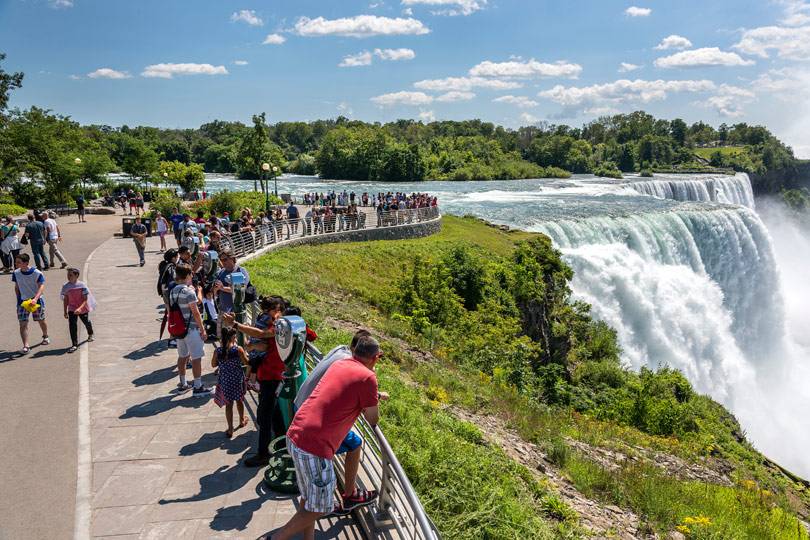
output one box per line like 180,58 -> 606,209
24,214 -> 49,270
76,195 -> 86,223
130,216 -> 148,267
169,208 -> 185,246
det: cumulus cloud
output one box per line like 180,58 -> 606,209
655,35 -> 693,50
371,91 -> 434,106
654,47 -> 755,68
436,90 -> 475,102
751,68 -> 808,96
339,51 -> 374,67
69,74 -> 81,80
414,76 -> 522,92
263,33 -> 286,45
51,0 -> 73,7
374,48 -> 416,61
778,0 -> 810,26
701,84 -> 756,117
493,95 -> 538,108
233,60 -> 249,66
584,106 -> 621,116
520,112 -> 540,124
419,110 -> 436,121
469,59 -> 582,79
538,78 -> 716,109
141,63 -> 228,79
401,0 -> 486,16
294,15 -> 429,38
87,68 -> 131,79
625,6 -> 652,17
618,62 -> 642,73
231,9 -> 263,26
734,25 -> 810,60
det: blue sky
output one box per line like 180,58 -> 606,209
2,0 -> 810,156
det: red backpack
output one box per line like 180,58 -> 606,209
167,286 -> 192,339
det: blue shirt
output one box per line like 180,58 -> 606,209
12,267 -> 45,302
216,266 -> 249,313
170,214 -> 184,232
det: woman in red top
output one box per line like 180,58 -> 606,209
222,296 -> 286,467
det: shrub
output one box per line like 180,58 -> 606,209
593,162 -> 623,179
640,169 -> 653,177
0,203 -> 27,216
149,191 -> 183,218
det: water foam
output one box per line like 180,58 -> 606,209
627,173 -> 755,209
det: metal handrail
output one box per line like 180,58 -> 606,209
219,206 -> 440,258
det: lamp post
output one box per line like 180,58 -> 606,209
74,157 -> 83,192
272,166 -> 280,198
262,162 -> 270,215
163,171 -> 168,187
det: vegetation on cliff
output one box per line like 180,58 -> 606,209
244,216 -> 810,539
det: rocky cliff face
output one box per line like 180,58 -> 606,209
750,161 -> 810,195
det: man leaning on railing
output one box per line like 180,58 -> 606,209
260,335 -> 384,540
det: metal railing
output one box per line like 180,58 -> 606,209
219,206 -> 440,258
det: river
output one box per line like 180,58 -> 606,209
205,172 -> 810,476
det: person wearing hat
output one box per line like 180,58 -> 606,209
44,211 -> 68,269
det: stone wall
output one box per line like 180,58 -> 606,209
239,216 -> 442,264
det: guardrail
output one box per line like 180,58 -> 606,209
219,206 -> 440,258
234,204 -> 441,540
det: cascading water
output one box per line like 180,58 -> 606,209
627,173 -> 756,209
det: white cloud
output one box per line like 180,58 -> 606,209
654,35 -> 693,50
141,63 -> 228,79
751,68 -> 807,96
87,68 -> 131,79
654,47 -> 755,68
339,51 -> 374,67
231,10 -> 263,27
778,0 -> 810,26
538,78 -> 716,109
233,60 -> 249,66
402,7 -> 414,15
702,85 -> 756,117
374,48 -> 416,61
337,101 -> 354,116
520,112 -> 540,124
69,74 -> 81,80
401,0 -> 486,16
419,110 -> 436,122
618,62 -> 642,73
625,6 -> 652,17
436,90 -> 475,102
414,76 -> 522,92
294,15 -> 429,38
263,33 -> 286,45
469,59 -> 582,79
584,106 -> 621,116
50,0 -> 72,8
493,95 -> 538,108
371,91 -> 434,106
734,25 -> 810,60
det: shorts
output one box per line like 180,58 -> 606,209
287,439 -> 336,514
17,298 -> 46,322
336,430 -> 362,455
157,230 -> 167,237
176,328 -> 205,359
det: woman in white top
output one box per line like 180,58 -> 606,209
155,212 -> 169,253
1,221 -> 22,273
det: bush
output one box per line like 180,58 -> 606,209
640,169 -> 653,177
148,191 -> 183,218
593,162 -> 623,179
0,203 -> 27,217
287,153 -> 317,175
192,190 -> 283,217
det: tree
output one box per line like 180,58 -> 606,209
670,119 -> 687,147
0,53 -> 23,114
158,161 -> 205,193
236,113 -> 285,182
118,135 -> 159,182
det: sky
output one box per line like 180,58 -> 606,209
2,0 -> 810,157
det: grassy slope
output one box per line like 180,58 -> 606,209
244,216 -> 809,539
694,146 -> 747,160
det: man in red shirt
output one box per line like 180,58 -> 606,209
262,335 -> 382,540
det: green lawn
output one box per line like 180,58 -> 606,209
694,146 -> 747,160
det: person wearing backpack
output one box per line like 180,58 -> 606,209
168,265 -> 211,395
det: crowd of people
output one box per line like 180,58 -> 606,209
148,205 -> 389,538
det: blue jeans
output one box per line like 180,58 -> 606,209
30,243 -> 49,269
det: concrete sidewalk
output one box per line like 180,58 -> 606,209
86,235 -> 363,539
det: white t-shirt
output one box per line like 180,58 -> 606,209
44,218 -> 59,241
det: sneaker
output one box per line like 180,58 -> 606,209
176,381 -> 191,392
87,335 -> 95,342
243,454 -> 270,467
341,489 -> 378,512
139,261 -> 145,267
168,339 -> 177,348
41,336 -> 50,345
328,504 -> 351,517
68,345 -> 78,353
60,262 -> 68,269
192,385 -> 212,396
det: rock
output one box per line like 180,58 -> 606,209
666,531 -> 686,540
87,207 -> 117,215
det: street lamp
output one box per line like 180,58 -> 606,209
272,166 -> 280,198
163,171 -> 168,187
74,157 -> 83,191
262,162 -> 271,214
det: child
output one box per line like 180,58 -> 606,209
61,267 -> 95,353
212,326 -> 249,438
13,253 -> 49,354
201,284 -> 218,341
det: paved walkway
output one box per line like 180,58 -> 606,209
0,212 -> 123,540
86,234 -> 364,539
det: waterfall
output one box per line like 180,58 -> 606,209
627,173 -> 756,209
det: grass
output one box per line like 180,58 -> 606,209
243,215 -> 809,539
694,146 -> 747,160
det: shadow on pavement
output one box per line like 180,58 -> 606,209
158,462 -> 252,506
210,482 -> 298,534
131,365 -> 176,386
124,340 -> 166,360
120,393 -> 210,418
179,429 -> 252,457
31,347 -> 71,359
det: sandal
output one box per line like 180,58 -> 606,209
68,346 -> 78,353
238,417 -> 249,429
20,346 -> 30,355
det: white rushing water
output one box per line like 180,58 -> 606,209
205,171 -> 809,475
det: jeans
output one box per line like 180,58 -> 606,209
256,380 -> 285,457
47,239 -> 67,266
1,249 -> 19,269
30,243 -> 49,269
68,311 -> 93,346
134,241 -> 145,263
